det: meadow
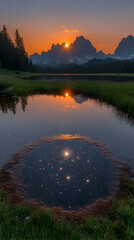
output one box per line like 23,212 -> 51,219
1,70 -> 134,119
0,69 -> 134,240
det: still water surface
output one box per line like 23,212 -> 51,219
0,93 -> 134,167
0,93 -> 134,209
14,139 -> 113,210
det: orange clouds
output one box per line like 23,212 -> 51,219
64,105 -> 78,111
62,26 -> 81,34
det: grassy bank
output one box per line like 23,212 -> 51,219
0,176 -> 134,240
1,72 -> 134,119
0,71 -> 134,239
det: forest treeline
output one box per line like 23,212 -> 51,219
36,59 -> 134,74
0,25 -> 32,71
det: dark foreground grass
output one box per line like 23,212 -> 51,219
1,72 -> 134,119
0,177 -> 134,240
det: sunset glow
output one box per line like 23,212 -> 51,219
65,43 -> 69,48
1,0 -> 134,55
1,0 -> 134,236
65,92 -> 69,97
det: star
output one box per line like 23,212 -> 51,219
64,151 -> 69,157
66,176 -> 71,180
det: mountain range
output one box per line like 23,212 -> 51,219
30,35 -> 134,67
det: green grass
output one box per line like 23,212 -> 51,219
0,70 -> 134,239
1,72 -> 134,119
0,177 -> 134,240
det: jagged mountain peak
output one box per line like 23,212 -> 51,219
72,35 -> 94,48
125,35 -> 134,40
74,35 -> 88,43
30,34 -> 134,66
114,35 -> 134,59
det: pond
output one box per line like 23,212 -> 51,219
25,74 -> 134,82
0,92 -> 134,209
13,136 -> 114,210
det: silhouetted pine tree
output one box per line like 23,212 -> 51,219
15,29 -> 29,71
0,25 -> 32,71
0,25 -> 16,69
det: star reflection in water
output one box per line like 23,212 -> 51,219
16,139 -> 114,210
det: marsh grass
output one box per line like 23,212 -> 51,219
0,153 -> 134,240
1,72 -> 134,119
0,176 -> 134,240
0,71 -> 134,239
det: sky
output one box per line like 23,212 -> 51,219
0,0 -> 134,56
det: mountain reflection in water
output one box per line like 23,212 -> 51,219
0,93 -> 88,114
0,93 -> 134,170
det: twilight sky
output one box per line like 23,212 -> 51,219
0,0 -> 134,56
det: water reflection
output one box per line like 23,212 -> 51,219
0,93 -> 134,126
14,139 -> 114,210
25,74 -> 134,82
0,93 -> 88,114
0,93 -> 134,170
73,95 -> 88,104
0,94 -> 28,114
